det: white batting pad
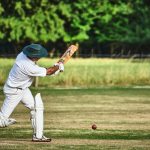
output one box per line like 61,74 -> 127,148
35,93 -> 44,138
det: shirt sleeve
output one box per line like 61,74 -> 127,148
24,63 -> 47,77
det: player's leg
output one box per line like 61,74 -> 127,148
21,88 -> 51,142
0,88 -> 23,127
33,93 -> 51,142
21,88 -> 36,135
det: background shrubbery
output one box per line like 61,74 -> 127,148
0,0 -> 150,56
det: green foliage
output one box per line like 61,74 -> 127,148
0,0 -> 150,46
0,0 -> 66,43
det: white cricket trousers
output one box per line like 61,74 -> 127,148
0,84 -> 34,118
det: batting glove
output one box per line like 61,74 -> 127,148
54,62 -> 64,72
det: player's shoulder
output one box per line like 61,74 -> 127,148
15,52 -> 35,69
16,52 -> 26,62
16,52 -> 33,63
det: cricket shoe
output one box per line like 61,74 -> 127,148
0,117 -> 16,128
32,135 -> 52,142
7,118 -> 16,126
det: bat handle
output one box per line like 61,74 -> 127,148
57,59 -> 65,64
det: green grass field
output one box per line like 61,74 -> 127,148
1,58 -> 150,87
0,87 -> 150,150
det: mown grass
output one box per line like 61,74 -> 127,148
1,128 -> 150,140
0,87 -> 150,150
1,58 -> 150,87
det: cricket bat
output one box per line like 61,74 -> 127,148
58,45 -> 78,64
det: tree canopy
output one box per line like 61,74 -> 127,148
0,0 -> 150,56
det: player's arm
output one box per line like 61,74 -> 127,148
46,66 -> 59,75
46,63 -> 64,76
46,44 -> 77,76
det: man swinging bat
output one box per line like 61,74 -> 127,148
0,43 -> 78,142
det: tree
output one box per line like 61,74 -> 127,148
0,0 -> 150,55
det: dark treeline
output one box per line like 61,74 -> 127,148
0,0 -> 150,57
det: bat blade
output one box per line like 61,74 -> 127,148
58,45 -> 78,64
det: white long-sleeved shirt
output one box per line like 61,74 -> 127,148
5,52 -> 46,89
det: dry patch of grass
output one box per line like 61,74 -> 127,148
0,87 -> 150,149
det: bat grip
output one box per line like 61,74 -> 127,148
57,59 -> 65,64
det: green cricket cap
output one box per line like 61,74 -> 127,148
22,44 -> 48,58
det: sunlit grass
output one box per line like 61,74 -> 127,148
1,58 -> 150,87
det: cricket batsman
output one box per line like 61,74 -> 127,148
0,44 -> 64,142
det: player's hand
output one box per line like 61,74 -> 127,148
52,69 -> 60,76
54,62 -> 64,72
